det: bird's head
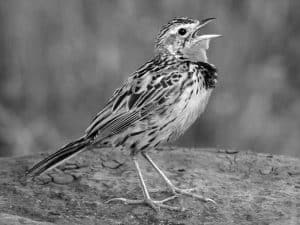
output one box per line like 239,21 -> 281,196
155,17 -> 221,62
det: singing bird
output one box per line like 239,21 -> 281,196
26,17 -> 221,211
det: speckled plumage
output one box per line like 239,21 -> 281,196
86,56 -> 217,152
27,17 -> 220,211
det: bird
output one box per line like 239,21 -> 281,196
26,17 -> 221,211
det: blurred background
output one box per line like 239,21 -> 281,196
0,0 -> 299,157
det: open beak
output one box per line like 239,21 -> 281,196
190,18 -> 222,49
192,18 -> 222,40
194,34 -> 222,41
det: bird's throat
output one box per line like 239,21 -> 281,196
182,47 -> 208,62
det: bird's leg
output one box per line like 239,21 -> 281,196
106,155 -> 181,211
142,152 -> 216,204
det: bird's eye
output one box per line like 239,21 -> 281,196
178,28 -> 187,36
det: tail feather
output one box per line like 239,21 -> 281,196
26,137 -> 90,178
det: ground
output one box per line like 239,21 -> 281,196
0,147 -> 299,225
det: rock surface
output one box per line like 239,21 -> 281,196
0,147 -> 299,225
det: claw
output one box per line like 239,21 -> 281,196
159,194 -> 178,203
171,188 -> 195,195
171,187 -> 216,205
206,198 -> 217,205
187,192 -> 217,205
105,197 -> 144,204
141,153 -> 216,208
105,195 -> 181,211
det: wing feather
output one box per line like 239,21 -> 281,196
85,58 -> 183,140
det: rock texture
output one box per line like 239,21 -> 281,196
0,147 -> 299,225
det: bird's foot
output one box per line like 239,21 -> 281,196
171,187 -> 216,205
105,195 -> 182,212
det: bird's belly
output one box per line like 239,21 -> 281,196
168,87 -> 213,141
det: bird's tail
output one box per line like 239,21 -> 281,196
26,137 -> 91,178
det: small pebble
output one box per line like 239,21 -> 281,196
61,164 -> 79,170
52,174 -> 74,184
35,175 -> 52,185
102,160 -> 122,169
177,167 -> 186,172
259,166 -> 273,175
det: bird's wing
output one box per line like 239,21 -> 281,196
85,57 -> 183,139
